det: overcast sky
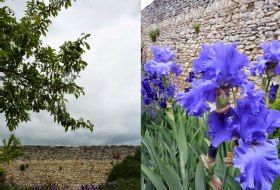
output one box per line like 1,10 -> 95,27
0,0 -> 140,145
141,0 -> 154,10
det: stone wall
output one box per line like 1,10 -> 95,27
19,145 -> 138,160
142,0 -> 280,89
1,145 -> 139,190
142,0 -> 212,28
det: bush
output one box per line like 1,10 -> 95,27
107,147 -> 140,189
148,28 -> 160,42
192,23 -> 200,33
0,168 -> 6,184
19,164 -> 26,171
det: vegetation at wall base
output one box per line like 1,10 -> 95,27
107,147 -> 140,190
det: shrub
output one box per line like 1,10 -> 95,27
192,23 -> 200,33
0,168 -> 6,184
19,164 -> 26,171
148,28 -> 160,42
107,147 -> 140,189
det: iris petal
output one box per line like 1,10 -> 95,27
233,139 -> 280,190
192,42 -> 249,88
144,60 -> 172,75
177,80 -> 218,116
266,109 -> 280,134
208,108 -> 239,147
234,91 -> 268,144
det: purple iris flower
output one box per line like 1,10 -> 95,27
250,40 -> 280,76
159,101 -> 167,108
144,45 -> 182,76
143,97 -> 152,105
233,139 -> 280,190
269,83 -> 279,102
178,42 -> 250,116
186,71 -> 196,83
192,42 -> 249,88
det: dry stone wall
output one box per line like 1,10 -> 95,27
142,0 -> 280,89
19,145 -> 138,160
1,145 -> 139,190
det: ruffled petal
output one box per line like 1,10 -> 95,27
192,44 -> 213,75
207,108 -> 239,147
266,109 -> 280,134
144,60 -> 172,75
170,62 -> 182,76
177,80 -> 218,116
250,55 -> 267,76
192,42 -> 249,88
151,45 -> 174,63
261,40 -> 280,62
233,139 -> 280,190
235,90 -> 268,144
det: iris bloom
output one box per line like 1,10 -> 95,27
144,45 -> 182,76
250,40 -> 280,77
178,42 -> 251,116
142,46 -> 181,109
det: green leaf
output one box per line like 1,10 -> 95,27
84,42 -> 90,50
157,163 -> 183,190
272,176 -> 280,190
141,164 -> 167,190
195,160 -> 205,190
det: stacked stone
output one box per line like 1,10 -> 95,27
19,145 -> 138,160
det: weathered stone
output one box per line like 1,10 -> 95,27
275,29 -> 280,36
272,11 -> 280,21
254,1 -> 265,9
265,31 -> 275,38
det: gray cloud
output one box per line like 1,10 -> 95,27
1,0 -> 140,145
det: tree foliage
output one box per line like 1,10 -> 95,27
0,0 -> 93,132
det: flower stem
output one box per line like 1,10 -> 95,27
265,77 -> 272,103
222,142 -> 228,189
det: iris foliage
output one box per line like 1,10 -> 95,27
141,42 -> 280,190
